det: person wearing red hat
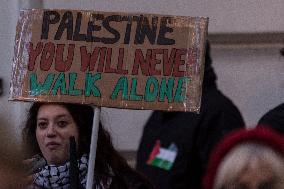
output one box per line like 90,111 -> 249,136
203,127 -> 284,189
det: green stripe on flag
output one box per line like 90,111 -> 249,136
149,157 -> 173,170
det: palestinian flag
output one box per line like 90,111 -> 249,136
147,141 -> 178,171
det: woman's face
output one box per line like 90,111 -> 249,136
36,104 -> 79,165
223,163 -> 276,189
235,164 -> 275,189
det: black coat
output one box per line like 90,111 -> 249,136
258,103 -> 284,134
110,168 -> 155,189
136,87 -> 245,189
136,41 -> 245,189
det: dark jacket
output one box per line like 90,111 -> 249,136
108,157 -> 155,189
258,103 -> 284,134
136,42 -> 245,189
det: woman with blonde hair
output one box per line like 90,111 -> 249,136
203,127 -> 284,189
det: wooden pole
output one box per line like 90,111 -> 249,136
86,107 -> 101,189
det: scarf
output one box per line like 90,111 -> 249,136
31,154 -> 112,189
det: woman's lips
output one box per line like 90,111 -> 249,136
46,142 -> 60,150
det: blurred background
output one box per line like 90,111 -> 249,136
0,0 -> 283,163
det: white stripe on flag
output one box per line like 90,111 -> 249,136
156,148 -> 177,163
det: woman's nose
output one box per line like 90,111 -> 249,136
46,125 -> 56,137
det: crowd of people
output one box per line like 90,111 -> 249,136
1,102 -> 282,189
0,40 -> 283,189
135,42 -> 284,189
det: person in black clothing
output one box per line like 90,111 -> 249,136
258,103 -> 284,134
136,41 -> 245,189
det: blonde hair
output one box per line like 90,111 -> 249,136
213,142 -> 284,189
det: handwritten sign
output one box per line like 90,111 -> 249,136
10,9 -> 208,112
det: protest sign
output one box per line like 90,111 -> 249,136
10,9 -> 208,112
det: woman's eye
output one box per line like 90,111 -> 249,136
37,122 -> 47,129
57,120 -> 68,128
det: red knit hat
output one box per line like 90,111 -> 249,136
203,126 -> 284,189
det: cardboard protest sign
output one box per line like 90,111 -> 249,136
10,9 -> 208,112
